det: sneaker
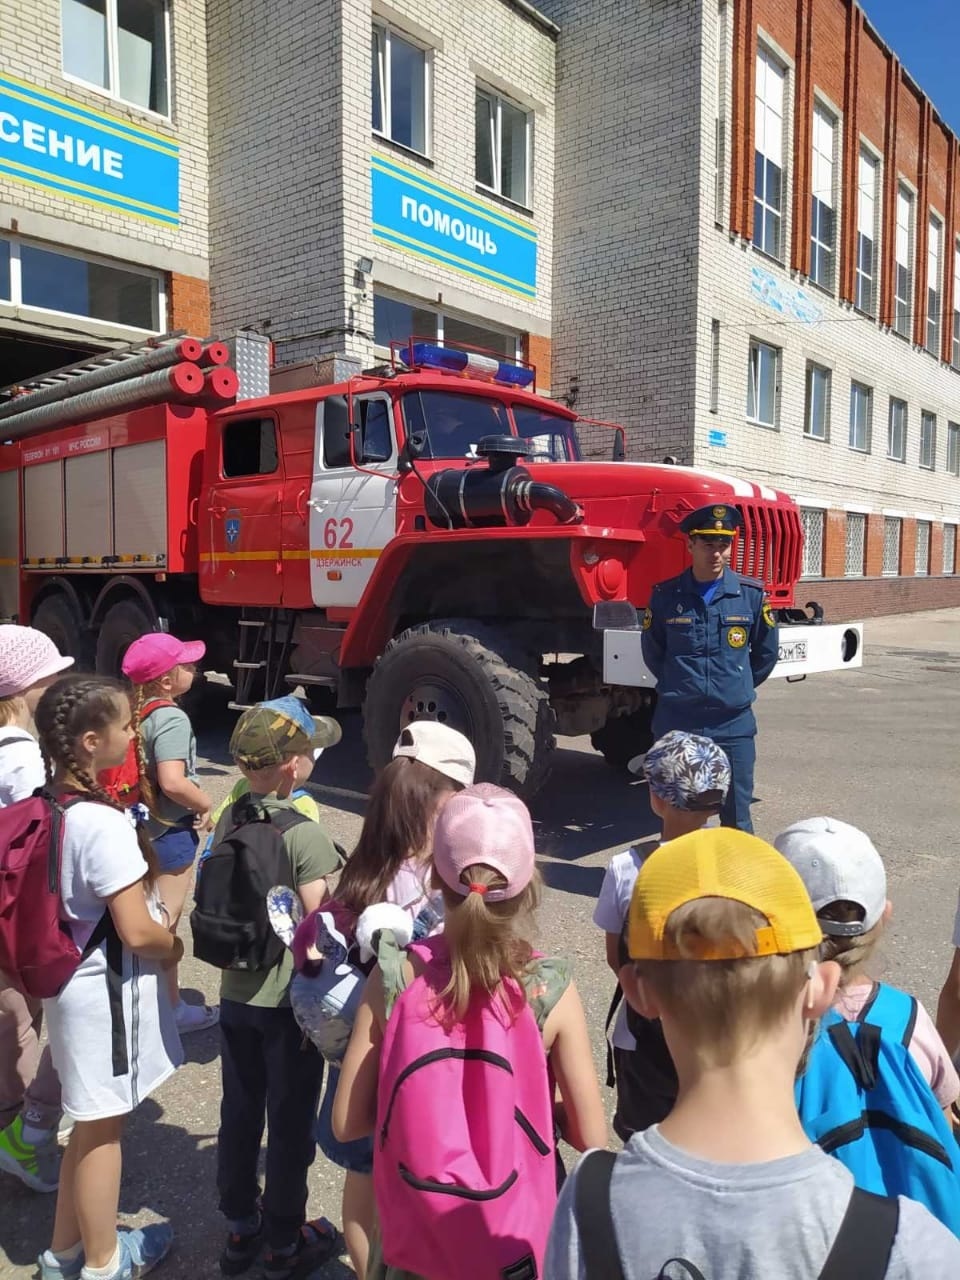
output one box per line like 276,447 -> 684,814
220,1219 -> 263,1276
80,1224 -> 174,1280
38,1247 -> 84,1280
174,1001 -> 219,1034
261,1219 -> 343,1280
0,1114 -> 60,1192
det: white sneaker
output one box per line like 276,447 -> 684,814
174,1001 -> 219,1034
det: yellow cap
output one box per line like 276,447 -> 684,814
627,828 -> 824,961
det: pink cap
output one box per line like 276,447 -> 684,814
432,782 -> 536,902
121,632 -> 206,684
0,625 -> 74,698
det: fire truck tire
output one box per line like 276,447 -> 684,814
590,708 -> 655,771
364,621 -> 555,800
32,593 -> 91,668
95,598 -> 156,678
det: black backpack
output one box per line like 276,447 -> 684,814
573,1149 -> 900,1280
190,799 -> 309,971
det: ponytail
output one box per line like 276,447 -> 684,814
431,862 -> 541,1025
130,682 -> 159,814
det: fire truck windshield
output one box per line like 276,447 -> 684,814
401,391 -> 581,461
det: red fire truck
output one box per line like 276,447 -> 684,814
0,333 -> 862,797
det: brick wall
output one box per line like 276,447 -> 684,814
523,333 -> 552,391
802,575 -> 960,620
169,273 -> 211,338
823,508 -> 845,577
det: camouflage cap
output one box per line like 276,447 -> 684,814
230,695 -> 342,769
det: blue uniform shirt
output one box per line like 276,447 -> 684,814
641,567 -> 779,737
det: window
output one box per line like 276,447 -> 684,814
714,0 -> 728,224
948,422 -> 960,476
753,49 -> 785,259
810,106 -> 836,289
746,339 -> 779,426
887,397 -> 907,461
915,521 -> 931,575
372,290 -> 519,359
882,517 -> 901,575
0,237 -> 162,330
945,525 -> 957,575
322,399 -> 350,469
443,314 -> 518,359
372,24 -> 428,155
894,185 -> 914,338
800,508 -> 824,578
953,242 -> 960,369
475,89 -> 530,206
222,418 -> 278,478
848,381 -> 872,452
61,0 -> 169,115
920,410 -> 936,470
709,318 -> 720,413
844,512 -> 866,577
856,150 -> 878,314
804,363 -> 831,440
927,215 -> 942,356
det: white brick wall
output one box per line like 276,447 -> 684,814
1,0 -> 208,275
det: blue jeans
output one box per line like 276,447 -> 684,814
152,822 -> 199,873
315,1066 -> 373,1174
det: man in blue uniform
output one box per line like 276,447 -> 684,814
640,503 -> 779,832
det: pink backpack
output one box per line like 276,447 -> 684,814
374,935 -> 557,1280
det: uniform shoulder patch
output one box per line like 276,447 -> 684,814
762,601 -> 776,628
642,606 -> 653,631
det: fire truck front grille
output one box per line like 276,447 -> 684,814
732,503 -> 803,600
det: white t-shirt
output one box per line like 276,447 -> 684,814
43,801 -> 182,1119
0,727 -> 45,807
593,846 -> 649,1050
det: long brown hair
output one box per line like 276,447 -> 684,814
336,756 -> 461,915
35,674 -> 160,883
130,681 -> 162,812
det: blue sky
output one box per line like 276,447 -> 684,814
859,1 -> 960,135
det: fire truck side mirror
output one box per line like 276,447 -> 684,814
399,432 -> 427,468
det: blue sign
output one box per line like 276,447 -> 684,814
0,74 -> 179,227
708,428 -> 728,448
371,152 -> 537,299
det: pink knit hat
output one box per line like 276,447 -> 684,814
432,782 -> 536,902
0,625 -> 74,698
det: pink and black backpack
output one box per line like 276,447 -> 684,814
374,934 -> 558,1280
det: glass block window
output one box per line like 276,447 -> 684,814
915,521 -> 931,575
944,525 -> 957,575
844,513 -> 866,578
882,517 -> 901,576
800,507 -> 824,578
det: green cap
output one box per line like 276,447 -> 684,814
230,696 -> 342,769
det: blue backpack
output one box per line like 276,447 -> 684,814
796,982 -> 960,1237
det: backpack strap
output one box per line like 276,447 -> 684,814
818,1188 -> 898,1280
862,983 -> 917,1046
573,1150 -> 624,1280
604,985 -> 623,1088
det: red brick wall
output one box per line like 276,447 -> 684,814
864,513 -> 885,577
823,510 -> 846,578
899,517 -> 917,575
801,576 -> 960,620
169,273 -> 211,338
523,334 -> 552,393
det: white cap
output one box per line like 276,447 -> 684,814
773,817 -> 886,937
392,722 -> 476,788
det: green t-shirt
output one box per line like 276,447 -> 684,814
140,704 -> 199,834
216,794 -> 340,1008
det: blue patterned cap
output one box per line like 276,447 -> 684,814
633,731 -> 731,811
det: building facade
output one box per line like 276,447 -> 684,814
0,0 -> 209,384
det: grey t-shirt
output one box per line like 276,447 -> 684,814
544,1127 -> 960,1279
140,704 -> 199,833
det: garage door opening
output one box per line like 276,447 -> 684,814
0,331 -> 105,394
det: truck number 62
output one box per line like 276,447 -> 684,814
323,517 -> 354,549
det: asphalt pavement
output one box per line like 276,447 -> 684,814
2,606 -> 959,1278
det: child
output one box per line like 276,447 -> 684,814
121,631 -> 216,1033
309,720 -> 475,1278
334,782 -> 607,1280
546,828 -> 960,1278
0,625 -> 74,1192
34,675 -> 182,1280
212,699 -> 344,1280
594,730 -> 730,1139
776,817 -> 960,1229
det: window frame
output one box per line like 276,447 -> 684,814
848,380 -> 872,453
221,416 -> 280,480
926,214 -> 942,356
60,0 -> 171,120
753,48 -> 786,261
371,289 -> 521,362
894,184 -> 914,339
844,511 -> 866,578
855,147 -> 878,315
881,517 -> 901,577
944,524 -> 957,575
953,240 -> 960,370
915,520 -> 931,576
475,85 -> 532,209
746,337 -> 780,428
809,103 -> 836,291
372,22 -> 432,158
0,234 -> 164,332
887,397 -> 907,462
947,421 -> 960,477
804,362 -> 831,441
799,507 -> 825,579
919,410 -> 937,471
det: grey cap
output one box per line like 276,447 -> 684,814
773,816 -> 886,937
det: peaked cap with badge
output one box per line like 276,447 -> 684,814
678,503 -> 744,538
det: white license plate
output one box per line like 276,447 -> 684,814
778,638 -> 808,664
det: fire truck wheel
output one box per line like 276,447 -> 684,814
95,597 -> 157,678
364,621 -> 555,800
590,708 -> 655,771
32,593 -> 91,668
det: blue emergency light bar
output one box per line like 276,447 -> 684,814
405,342 -> 536,389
